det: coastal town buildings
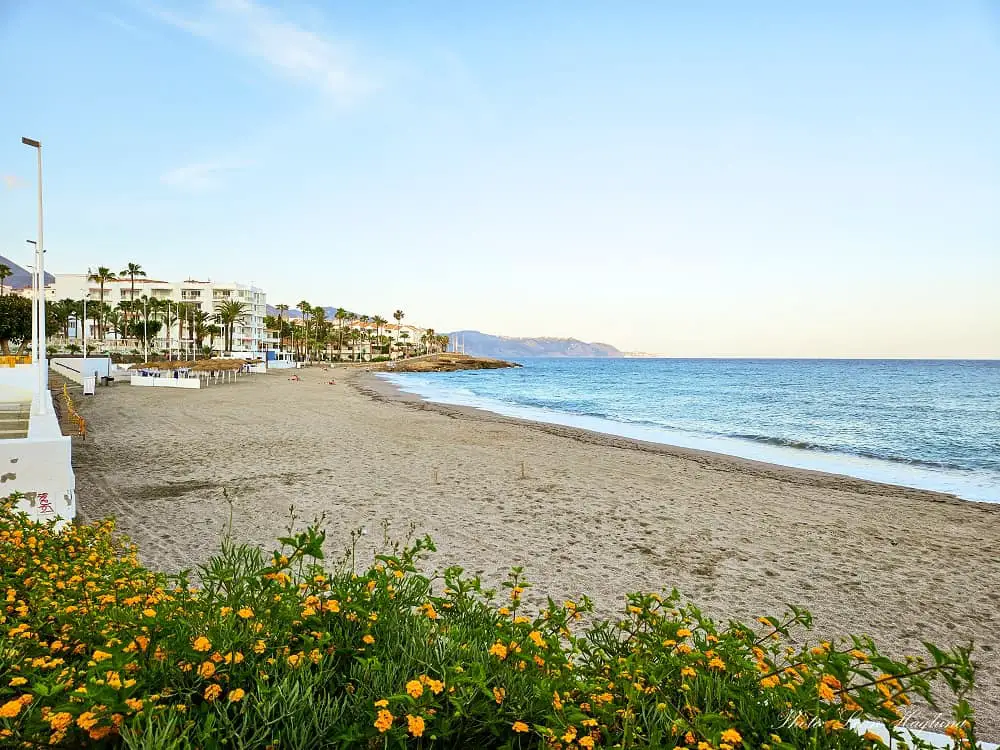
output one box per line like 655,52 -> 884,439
31,274 -> 270,357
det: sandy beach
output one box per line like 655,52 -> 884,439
71,366 -> 1000,734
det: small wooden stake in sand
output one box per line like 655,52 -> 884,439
433,468 -> 439,484
520,461 -> 526,480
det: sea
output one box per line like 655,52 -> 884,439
379,358 -> 1000,504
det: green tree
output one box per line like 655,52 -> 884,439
393,309 -> 404,357
87,267 -> 116,339
335,307 -> 349,358
0,264 -> 12,296
215,300 -> 248,354
297,301 -> 311,360
275,304 -> 289,352
0,295 -> 31,355
119,263 -> 146,330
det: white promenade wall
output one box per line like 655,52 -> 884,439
130,375 -> 201,389
51,357 -> 112,386
0,383 -> 76,526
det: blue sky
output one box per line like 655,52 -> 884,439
1,0 -> 998,356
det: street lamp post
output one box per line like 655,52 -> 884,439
143,297 -> 149,363
26,241 -> 37,371
22,137 -> 47,415
83,266 -> 91,360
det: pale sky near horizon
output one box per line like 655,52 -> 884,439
1,1 -> 998,357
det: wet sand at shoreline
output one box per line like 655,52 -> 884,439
71,366 -> 1000,733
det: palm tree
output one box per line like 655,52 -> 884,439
0,264 -> 11,296
206,324 -> 221,352
348,328 -> 363,361
297,301 -> 311,359
335,307 -> 349,359
393,310 -> 405,357
88,267 -> 116,339
311,306 -> 328,361
119,263 -> 146,328
373,316 -> 388,356
159,302 -> 178,358
215,300 -> 248,354
275,303 -> 289,352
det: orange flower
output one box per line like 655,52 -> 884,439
512,721 -> 529,733
407,714 -> 425,737
362,634 -> 375,645
76,712 -> 99,730
493,687 -> 506,704
237,607 -> 254,619
198,661 -> 216,679
204,684 -> 222,702
721,729 -> 742,744
228,688 -> 246,703
374,709 -> 394,733
489,642 -> 508,660
406,680 -> 423,699
0,699 -> 21,719
192,636 -> 211,652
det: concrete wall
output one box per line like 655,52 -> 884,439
0,390 -> 76,526
0,364 -> 36,403
50,357 -> 112,386
130,375 -> 201,389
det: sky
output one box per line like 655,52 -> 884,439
1,1 -> 998,358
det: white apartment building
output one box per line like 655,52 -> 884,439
48,275 -> 269,355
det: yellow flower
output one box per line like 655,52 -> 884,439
374,699 -> 389,708
420,603 -> 438,619
489,642 -> 508,660
323,599 -> 340,613
562,726 -> 577,743
125,698 -> 144,711
0,699 -> 22,719
681,666 -> 697,678
676,628 -> 692,638
425,678 -> 444,694
220,606 -> 233,616
362,634 -> 375,645
374,709 -> 394,733
237,607 -> 254,619
198,661 -> 216,679
254,640 -> 266,654
818,682 -> 836,702
824,719 -> 845,732
192,636 -> 211,652
406,679 -> 424,698
759,675 -> 780,689
512,721 -> 529,733
228,688 -> 246,703
142,607 -> 157,617
77,712 -> 99,730
493,687 -> 506,704
92,649 -> 112,662
721,729 -> 742,744
47,712 -> 74,730
407,714 -> 425,737
552,691 -> 564,711
8,677 -> 27,687
528,630 -> 545,648
204,684 -> 222,702
579,737 -> 595,749
708,657 -> 726,671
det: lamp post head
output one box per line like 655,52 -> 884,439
21,137 -> 41,149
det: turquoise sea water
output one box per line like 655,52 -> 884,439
380,358 -> 1000,503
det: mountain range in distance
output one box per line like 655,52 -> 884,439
263,307 -> 627,358
0,255 -> 55,289
446,330 -> 623,359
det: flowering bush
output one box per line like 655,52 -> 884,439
0,493 -> 985,748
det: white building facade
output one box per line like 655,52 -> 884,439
48,275 -> 270,356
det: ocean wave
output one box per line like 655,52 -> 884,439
727,433 -> 968,472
